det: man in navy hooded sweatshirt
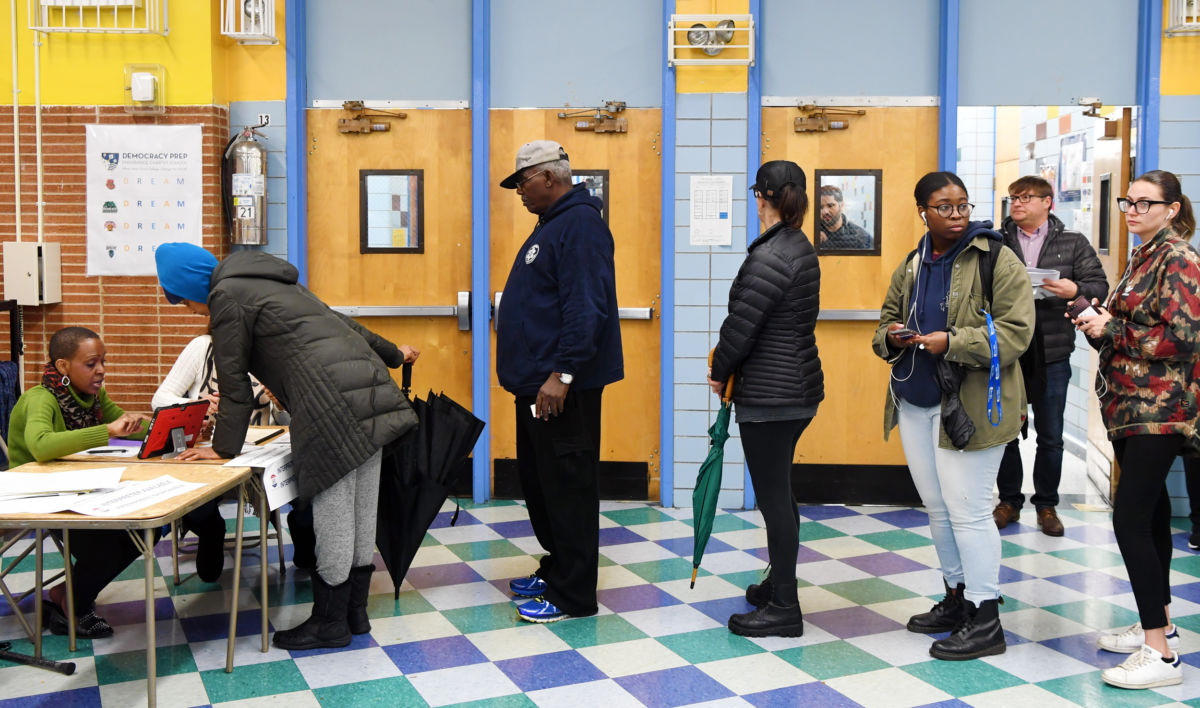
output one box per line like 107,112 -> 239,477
497,140 -> 624,623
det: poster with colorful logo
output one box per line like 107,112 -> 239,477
85,124 -> 203,276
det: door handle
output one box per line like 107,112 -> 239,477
331,291 -> 472,331
491,291 -> 653,329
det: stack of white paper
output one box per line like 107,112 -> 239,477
0,468 -> 204,517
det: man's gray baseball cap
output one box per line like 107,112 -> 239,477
500,140 -> 570,189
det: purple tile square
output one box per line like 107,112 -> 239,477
97,596 -> 176,625
690,596 -> 753,624
1038,633 -> 1117,669
596,584 -> 682,613
656,535 -> 734,557
616,666 -> 734,708
489,519 -> 535,538
749,545 -> 828,565
181,608 -> 269,642
598,526 -> 646,546
382,635 -> 487,673
805,606 -> 903,639
1062,523 -> 1117,545
0,686 -> 101,708
496,649 -> 605,692
1173,531 -> 1195,553
401,562 -> 483,589
915,701 -> 973,708
745,682 -> 861,708
1045,571 -> 1131,597
869,508 -> 930,529
798,505 -> 861,521
1176,581 -> 1200,604
841,552 -> 929,576
288,630 -> 377,658
1181,650 -> 1200,669
997,564 -> 1036,584
430,509 -> 479,529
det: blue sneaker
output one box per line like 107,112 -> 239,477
509,573 -> 547,598
517,596 -> 567,623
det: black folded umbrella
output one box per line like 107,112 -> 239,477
934,357 -> 975,450
376,364 -> 486,598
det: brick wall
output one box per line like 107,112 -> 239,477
0,105 -> 229,414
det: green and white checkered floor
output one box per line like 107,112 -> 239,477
4,498 -> 1200,707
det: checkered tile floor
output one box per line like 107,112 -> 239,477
4,499 -> 1200,707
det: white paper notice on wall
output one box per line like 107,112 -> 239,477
689,175 -> 734,246
85,124 -> 204,276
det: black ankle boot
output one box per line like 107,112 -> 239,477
273,573 -> 353,650
907,580 -> 966,634
728,601 -> 804,637
348,565 -> 375,635
745,577 -> 773,607
929,598 -> 1006,660
287,507 -> 317,571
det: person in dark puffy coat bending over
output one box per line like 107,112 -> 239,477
709,160 -> 823,638
155,242 -> 419,650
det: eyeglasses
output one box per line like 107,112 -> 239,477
1117,197 -> 1171,214
924,203 -> 975,218
515,169 -> 548,191
1009,193 -> 1050,203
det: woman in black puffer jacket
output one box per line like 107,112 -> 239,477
709,160 -> 823,638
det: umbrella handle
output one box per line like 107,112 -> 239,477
707,349 -> 735,405
401,362 -> 413,398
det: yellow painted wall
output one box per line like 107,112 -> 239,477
675,0 -> 748,94
1162,0 -> 1200,95
0,0 -> 285,107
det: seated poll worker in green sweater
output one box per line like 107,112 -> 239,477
6,327 -> 225,638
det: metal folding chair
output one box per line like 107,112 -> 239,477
0,529 -> 67,642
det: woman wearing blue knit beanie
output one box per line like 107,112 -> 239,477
155,242 -> 420,650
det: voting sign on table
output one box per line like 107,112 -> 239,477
85,124 -> 203,276
225,445 -> 296,510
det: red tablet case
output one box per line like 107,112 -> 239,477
138,399 -> 211,459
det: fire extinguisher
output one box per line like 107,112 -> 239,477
222,122 -> 268,245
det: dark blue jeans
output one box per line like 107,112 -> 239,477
997,357 -> 1071,510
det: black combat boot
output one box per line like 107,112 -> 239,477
907,579 -> 966,634
729,580 -> 802,637
745,576 -> 773,608
929,598 -> 1006,660
348,565 -> 375,635
273,572 -> 353,650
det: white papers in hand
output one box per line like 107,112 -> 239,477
1026,267 -> 1059,286
68,476 -> 204,517
0,467 -> 125,497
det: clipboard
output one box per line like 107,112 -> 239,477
138,400 -> 210,460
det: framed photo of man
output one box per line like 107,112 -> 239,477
814,169 -> 882,256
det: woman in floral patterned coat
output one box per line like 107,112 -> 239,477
1073,170 -> 1200,691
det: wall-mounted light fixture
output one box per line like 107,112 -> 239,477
558,100 -> 627,134
793,104 -> 865,133
686,19 -> 735,56
338,100 -> 406,134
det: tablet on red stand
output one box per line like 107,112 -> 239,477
138,399 -> 211,459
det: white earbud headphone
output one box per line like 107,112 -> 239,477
1168,211 -> 1176,219
921,212 -> 928,226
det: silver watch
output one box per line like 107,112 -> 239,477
557,372 -> 574,385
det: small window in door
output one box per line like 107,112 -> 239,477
1098,173 -> 1111,255
571,170 -> 609,223
360,169 -> 424,254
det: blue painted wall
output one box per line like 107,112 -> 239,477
306,0 -> 471,103
490,0 -> 661,108
959,0 -> 1138,106
761,0 -> 939,97
229,101 -> 289,258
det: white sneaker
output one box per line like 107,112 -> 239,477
1098,622 -> 1180,654
1101,644 -> 1183,689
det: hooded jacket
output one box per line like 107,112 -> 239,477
873,223 -> 1035,450
1000,213 -> 1109,365
207,251 -> 416,498
1090,227 -> 1200,449
496,183 -> 624,396
710,221 -> 823,409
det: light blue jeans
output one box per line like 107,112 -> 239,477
896,401 -> 1004,605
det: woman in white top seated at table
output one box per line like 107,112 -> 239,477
153,334 -> 273,432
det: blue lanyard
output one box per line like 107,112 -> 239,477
984,309 -> 1002,426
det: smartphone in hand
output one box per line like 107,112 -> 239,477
1067,295 -> 1098,320
892,327 -> 918,340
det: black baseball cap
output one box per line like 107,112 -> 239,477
750,160 -> 806,198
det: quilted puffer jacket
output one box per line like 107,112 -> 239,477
208,251 -> 417,499
710,222 -> 824,408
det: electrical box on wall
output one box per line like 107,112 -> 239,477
124,63 -> 165,115
3,242 -> 62,306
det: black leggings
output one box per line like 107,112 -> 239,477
1112,434 -> 1184,630
741,417 -> 812,605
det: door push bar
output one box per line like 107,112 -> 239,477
331,291 -> 472,331
491,292 -> 653,330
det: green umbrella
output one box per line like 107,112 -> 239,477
691,373 -> 734,589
